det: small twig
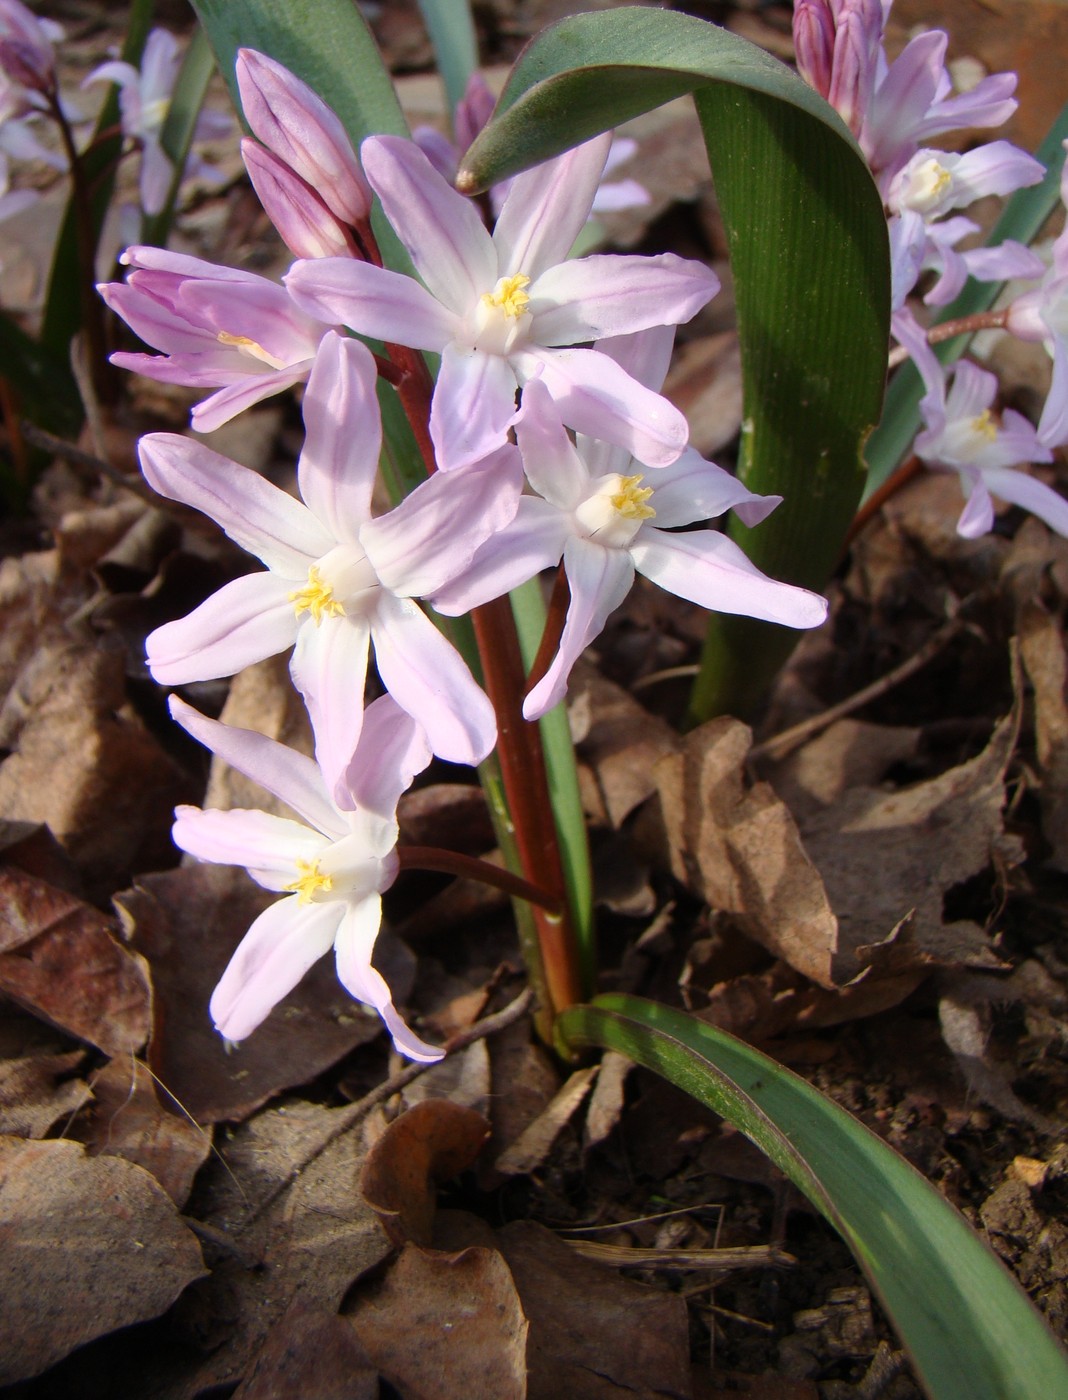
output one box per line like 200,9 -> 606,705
887,309 -> 1009,370
750,614 -> 966,761
19,419 -> 160,506
397,845 -> 562,914
233,987 -> 534,1233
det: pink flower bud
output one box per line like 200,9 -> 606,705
793,0 -> 836,99
0,37 -> 51,97
827,0 -> 882,136
235,48 -> 371,227
242,139 -> 357,261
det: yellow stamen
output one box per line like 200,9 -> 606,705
289,565 -> 345,624
482,273 -> 531,319
970,409 -> 998,443
216,330 -> 286,370
284,859 -> 334,905
610,474 -> 656,520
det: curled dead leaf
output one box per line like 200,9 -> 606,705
361,1099 -> 490,1248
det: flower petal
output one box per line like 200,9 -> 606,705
362,443 -> 524,596
523,537 -> 634,719
290,613 -> 371,810
518,347 -> 688,468
138,433 -> 332,573
630,529 -> 828,628
981,467 -> 1068,538
169,696 -> 344,838
173,806 -> 325,886
429,501 -> 571,616
645,447 -> 780,528
345,695 -> 432,821
334,899 -> 444,1062
286,257 -> 457,351
146,572 -> 297,684
361,134 -> 496,315
429,343 -> 520,470
210,895 -> 342,1042
297,332 -> 380,539
492,134 -> 612,279
529,253 -> 719,346
371,593 -> 496,765
190,362 -> 316,433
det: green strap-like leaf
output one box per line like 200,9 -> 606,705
139,26 -> 217,249
558,995 -> 1068,1400
417,0 -> 479,115
458,7 -> 889,723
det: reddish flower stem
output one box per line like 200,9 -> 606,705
396,845 -> 562,914
526,563 -> 570,695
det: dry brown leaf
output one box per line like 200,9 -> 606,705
495,1066 -> 599,1176
656,717 -> 838,987
0,1049 -> 90,1137
0,817 -> 84,893
70,1055 -> 212,1207
1018,601 -> 1068,870
479,1016 -> 560,1190
400,1038 -> 491,1117
350,1243 -> 527,1400
584,1051 -> 633,1150
117,865 -> 395,1124
760,719 -> 921,825
361,1099 -> 490,1248
0,1136 -> 205,1386
569,667 -> 679,828
801,696 -> 1021,978
0,866 -> 151,1054
496,1219 -> 693,1400
162,1098 -> 392,1397
233,1302 -> 379,1400
0,643 -> 191,897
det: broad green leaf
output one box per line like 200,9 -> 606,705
190,0 -> 406,143
864,101 -> 1068,500
458,8 -> 889,723
558,995 -> 1068,1400
0,310 -> 80,438
140,26 -> 217,249
41,0 -> 154,363
417,0 -> 479,114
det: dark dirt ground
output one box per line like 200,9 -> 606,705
1,2 -> 1068,1397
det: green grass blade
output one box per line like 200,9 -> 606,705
558,995 -> 1068,1400
41,0 -> 155,361
864,102 -> 1068,500
417,0 -> 479,114
0,310 -> 80,437
139,26 -> 217,249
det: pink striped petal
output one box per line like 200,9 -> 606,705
492,134 -> 612,279
345,695 -> 432,821
334,899 -> 443,1062
173,806 -> 324,886
286,257 -> 457,351
290,612 -> 371,810
210,896 -> 342,1041
146,571 -> 297,684
530,253 -> 718,346
429,343 -> 520,470
297,332 -> 380,540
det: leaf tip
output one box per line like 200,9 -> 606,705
455,166 -> 482,196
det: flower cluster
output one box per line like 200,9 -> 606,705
101,49 -> 827,1059
794,0 -> 1068,540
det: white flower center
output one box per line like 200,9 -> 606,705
216,330 -> 287,370
574,472 -> 656,548
898,155 -> 955,215
469,272 -> 532,355
140,95 -> 170,136
289,544 -> 380,623
941,407 -> 1000,463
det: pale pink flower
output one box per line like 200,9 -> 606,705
286,134 -> 718,471
432,332 -> 827,718
139,333 -> 505,794
85,29 -> 229,217
242,139 -> 356,260
170,693 -> 442,1061
98,245 -> 333,431
915,358 -> 1066,538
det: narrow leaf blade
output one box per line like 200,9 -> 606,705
559,995 -> 1068,1400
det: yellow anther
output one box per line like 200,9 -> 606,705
284,859 -> 334,905
610,474 -> 656,520
482,273 -> 531,319
970,409 -> 998,443
289,566 -> 345,624
216,330 -> 286,369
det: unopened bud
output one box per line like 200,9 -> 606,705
0,37 -> 52,97
242,139 -> 357,261
793,0 -> 836,99
235,48 -> 371,227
